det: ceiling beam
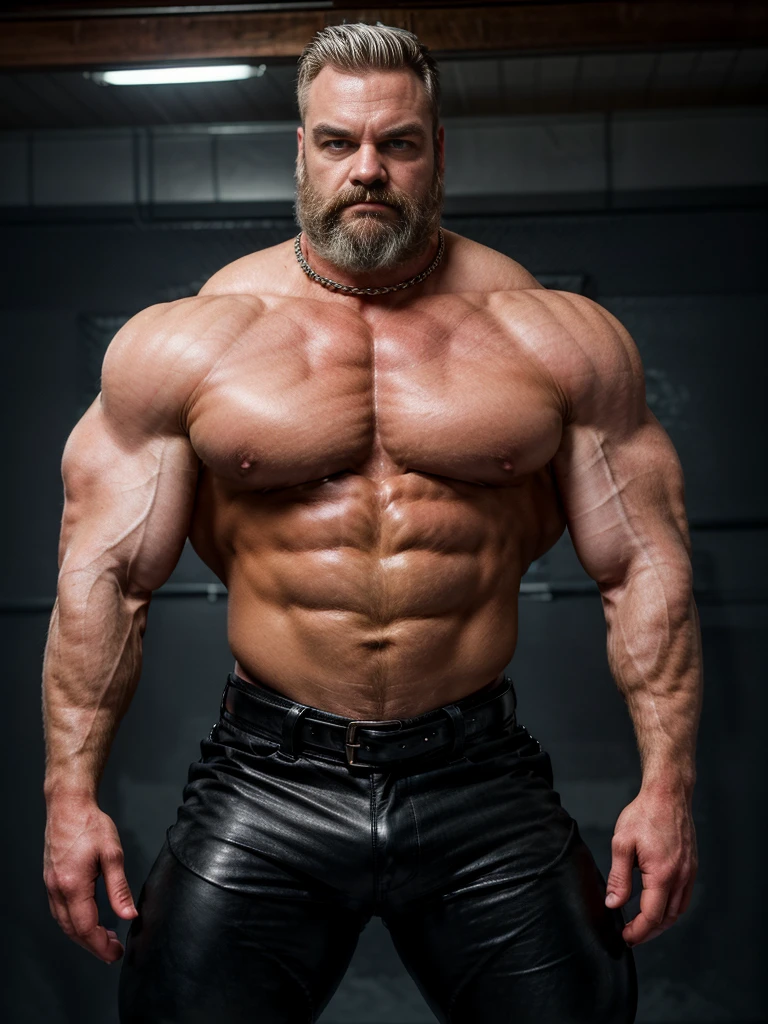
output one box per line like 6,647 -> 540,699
1,3 -> 766,69
0,1 -> 602,14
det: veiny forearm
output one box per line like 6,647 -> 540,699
601,558 -> 703,798
42,568 -> 150,804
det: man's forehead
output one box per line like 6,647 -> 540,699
304,65 -> 431,127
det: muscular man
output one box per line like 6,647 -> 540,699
42,23 -> 701,1024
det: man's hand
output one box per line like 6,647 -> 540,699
43,795 -> 139,964
604,784 -> 698,947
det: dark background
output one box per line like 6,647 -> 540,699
0,3 -> 766,1022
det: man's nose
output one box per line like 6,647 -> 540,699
349,144 -> 388,188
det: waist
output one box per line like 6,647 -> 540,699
232,656 -> 512,717
227,595 -> 522,716
221,669 -> 517,771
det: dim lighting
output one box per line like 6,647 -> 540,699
90,65 -> 266,86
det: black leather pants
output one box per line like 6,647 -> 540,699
118,673 -> 637,1024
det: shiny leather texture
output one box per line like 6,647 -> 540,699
118,674 -> 637,1024
222,670 -> 517,766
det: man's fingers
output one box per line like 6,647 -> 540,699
46,887 -> 77,941
44,811 -> 133,964
70,914 -> 125,962
678,871 -> 696,915
74,929 -> 124,958
663,877 -> 687,921
622,884 -> 669,945
74,930 -> 125,963
49,882 -> 118,963
88,928 -> 124,963
67,890 -> 117,961
605,834 -> 635,908
629,923 -> 666,946
623,911 -> 665,946
101,847 -> 138,921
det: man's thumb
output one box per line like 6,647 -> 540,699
102,852 -> 138,918
605,836 -> 634,908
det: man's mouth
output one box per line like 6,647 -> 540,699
344,201 -> 400,218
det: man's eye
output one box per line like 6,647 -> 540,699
326,140 -> 349,150
387,140 -> 410,149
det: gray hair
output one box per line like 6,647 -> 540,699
296,22 -> 441,138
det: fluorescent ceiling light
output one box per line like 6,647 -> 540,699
92,65 -> 265,86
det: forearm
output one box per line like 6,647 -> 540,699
42,568 -> 150,804
601,559 -> 703,799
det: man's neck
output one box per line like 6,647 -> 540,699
299,229 -> 442,292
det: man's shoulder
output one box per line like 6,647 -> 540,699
198,237 -> 297,299
446,232 -> 618,334
506,287 -> 644,414
442,230 -> 543,295
442,233 -> 621,338
99,291 -> 269,436
482,278 -> 637,366
101,236 -> 304,406
463,273 -> 645,413
526,289 -> 641,375
105,291 -> 266,366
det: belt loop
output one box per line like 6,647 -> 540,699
442,704 -> 466,762
277,704 -> 310,761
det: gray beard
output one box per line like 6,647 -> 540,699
294,158 -> 444,275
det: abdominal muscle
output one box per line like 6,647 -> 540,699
193,468 -> 561,719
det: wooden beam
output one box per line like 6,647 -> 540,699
1,3 -> 766,69
0,1 -> 569,14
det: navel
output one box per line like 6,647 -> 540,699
360,638 -> 394,652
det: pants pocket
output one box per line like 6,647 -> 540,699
209,713 -> 282,760
459,723 -> 543,766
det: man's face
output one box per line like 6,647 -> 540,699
295,66 -> 445,274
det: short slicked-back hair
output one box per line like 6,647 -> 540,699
296,22 -> 441,138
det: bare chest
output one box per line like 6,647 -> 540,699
186,296 -> 564,492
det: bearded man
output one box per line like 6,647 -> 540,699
42,22 -> 701,1024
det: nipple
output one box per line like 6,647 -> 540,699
501,460 -> 514,472
240,459 -> 253,471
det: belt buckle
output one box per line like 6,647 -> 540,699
345,719 -> 402,767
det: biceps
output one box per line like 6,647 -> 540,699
552,412 -> 691,588
59,397 -> 200,595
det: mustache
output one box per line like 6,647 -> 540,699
323,186 -> 409,218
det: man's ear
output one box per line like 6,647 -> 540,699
297,125 -> 304,161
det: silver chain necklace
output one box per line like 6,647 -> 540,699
294,228 -> 445,297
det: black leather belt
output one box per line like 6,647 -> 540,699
220,671 -> 517,769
